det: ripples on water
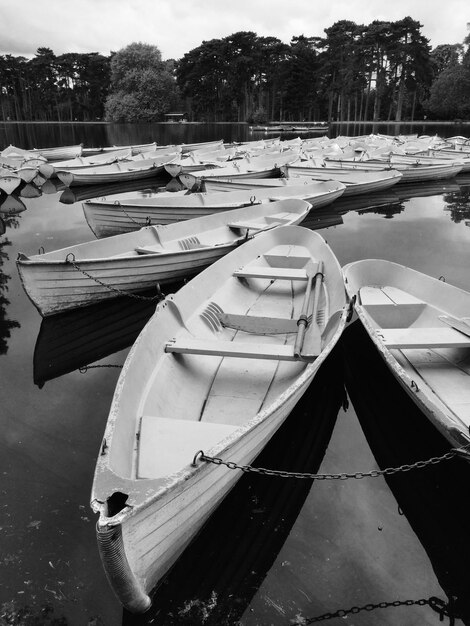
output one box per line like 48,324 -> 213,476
1,123 -> 470,625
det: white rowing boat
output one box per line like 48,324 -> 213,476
17,199 -> 311,316
343,259 -> 470,450
0,172 -> 22,194
200,167 -> 403,197
91,224 -> 348,613
82,180 -> 345,238
179,151 -> 301,190
324,158 -> 461,183
56,153 -> 179,187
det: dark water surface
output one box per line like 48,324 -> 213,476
1,123 -> 470,625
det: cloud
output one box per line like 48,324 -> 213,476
1,0 -> 468,60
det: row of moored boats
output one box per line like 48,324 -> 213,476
7,133 -> 470,614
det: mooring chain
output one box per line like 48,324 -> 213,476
298,596 -> 458,624
115,202 -> 151,227
64,253 -> 162,302
192,442 -> 470,479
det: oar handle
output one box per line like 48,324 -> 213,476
310,261 -> 324,322
294,261 -> 324,357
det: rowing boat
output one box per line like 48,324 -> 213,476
343,259 -> 470,449
82,180 -> 345,238
179,151 -> 300,190
0,173 -> 22,194
324,158 -> 461,182
91,224 -> 348,613
200,168 -> 403,197
17,198 -> 312,315
56,153 -> 179,187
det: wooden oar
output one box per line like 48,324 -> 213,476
301,260 -> 324,359
294,260 -> 323,358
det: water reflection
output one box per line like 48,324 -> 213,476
59,177 -> 169,204
396,179 -> 461,201
122,346 -> 346,626
358,202 -> 405,219
0,190 -> 26,214
342,321 -> 470,624
0,234 -> 21,354
33,289 -> 161,387
442,188 -> 470,223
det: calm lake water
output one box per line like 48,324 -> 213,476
1,122 -> 470,626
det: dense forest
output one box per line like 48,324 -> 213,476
1,17 -> 469,123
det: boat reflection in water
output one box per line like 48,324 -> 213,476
0,190 -> 27,215
33,281 -> 183,387
342,321 -> 470,623
59,176 -> 171,205
122,345 -> 346,626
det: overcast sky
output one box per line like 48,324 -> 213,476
1,0 -> 469,60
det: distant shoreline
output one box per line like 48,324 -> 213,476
0,120 -> 469,125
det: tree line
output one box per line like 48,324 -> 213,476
1,17 -> 469,123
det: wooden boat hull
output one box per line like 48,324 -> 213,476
325,159 -> 460,183
82,181 -> 345,238
17,199 -> 311,315
91,225 -> 348,613
0,174 -> 22,195
30,144 -> 83,161
202,168 -> 402,197
343,259 -> 470,449
56,154 -> 177,187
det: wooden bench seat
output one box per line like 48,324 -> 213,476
378,327 -> 470,349
233,266 -> 309,281
165,337 -> 299,360
360,286 -> 423,306
218,312 -> 299,334
227,221 -> 274,230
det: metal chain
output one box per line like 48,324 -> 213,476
298,596 -> 457,624
193,442 -> 470,479
64,254 -> 162,302
115,201 -> 151,227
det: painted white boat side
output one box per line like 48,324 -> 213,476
343,258 -> 470,449
91,226 -> 348,612
17,199 -> 311,315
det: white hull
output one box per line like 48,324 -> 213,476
203,168 -> 402,197
91,225 -> 348,612
82,180 -> 345,237
0,174 -> 22,194
343,259 -> 470,449
56,154 -> 178,187
17,199 -> 311,315
325,159 -> 461,182
30,144 -> 83,161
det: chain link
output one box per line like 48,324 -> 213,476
298,596 -> 457,624
64,254 -> 163,302
118,203 -> 151,227
193,442 -> 470,479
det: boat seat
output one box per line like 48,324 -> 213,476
360,286 -> 422,306
233,266 -> 309,281
165,337 -> 304,360
137,416 -> 237,479
378,327 -> 470,349
227,221 -> 275,231
218,312 -> 299,334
